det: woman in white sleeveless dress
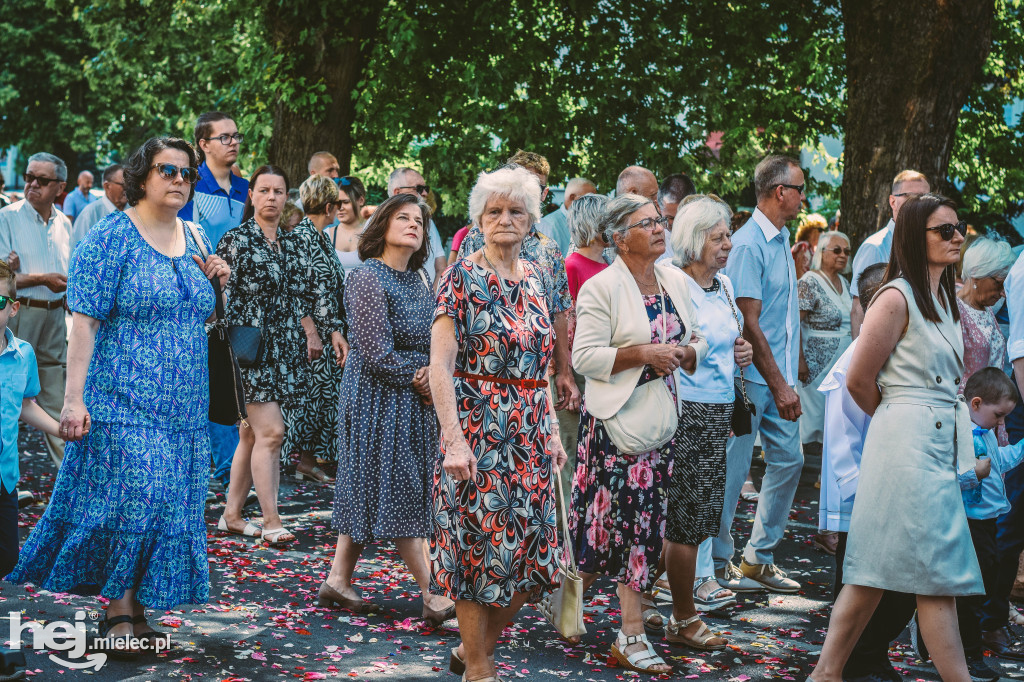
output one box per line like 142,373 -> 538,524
809,194 -> 983,681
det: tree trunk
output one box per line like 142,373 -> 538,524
840,0 -> 995,245
265,3 -> 382,184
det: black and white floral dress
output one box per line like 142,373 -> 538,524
217,218 -> 312,404
283,218 -> 347,462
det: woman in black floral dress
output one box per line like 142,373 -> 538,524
216,165 -> 320,546
284,175 -> 350,483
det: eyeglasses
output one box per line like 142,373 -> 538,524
398,184 -> 430,195
926,221 -> 968,241
626,216 -> 670,232
202,133 -> 244,145
151,164 -> 199,184
23,173 -> 60,187
106,180 -> 125,187
892,191 -> 923,199
777,183 -> 805,194
826,246 -> 852,255
0,295 -> 13,309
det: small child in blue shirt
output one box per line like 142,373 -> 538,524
0,260 -> 64,576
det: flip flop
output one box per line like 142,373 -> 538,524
217,516 -> 261,538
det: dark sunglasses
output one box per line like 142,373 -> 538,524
826,246 -> 851,255
778,183 -> 805,194
151,163 -> 199,184
202,133 -> 244,145
23,173 -> 60,187
926,221 -> 967,241
399,184 -> 430,195
0,294 -> 13,309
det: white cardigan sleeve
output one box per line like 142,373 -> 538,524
571,277 -> 618,382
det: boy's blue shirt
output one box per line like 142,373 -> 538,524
960,424 -> 1024,519
0,327 -> 41,494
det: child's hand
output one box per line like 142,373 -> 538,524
975,457 -> 992,481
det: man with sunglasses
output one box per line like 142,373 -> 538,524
387,167 -> 447,284
849,169 -> 930,338
0,152 -> 72,467
70,164 -> 126,251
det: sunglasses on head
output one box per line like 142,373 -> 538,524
23,173 -> 60,187
827,246 -> 851,255
0,295 -> 13,309
334,176 -> 356,187
926,221 -> 967,241
151,163 -> 199,184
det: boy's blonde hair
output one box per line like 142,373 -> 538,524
0,260 -> 16,298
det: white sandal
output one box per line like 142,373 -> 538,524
261,526 -> 296,546
216,516 -> 261,538
1011,604 -> 1024,626
665,614 -> 727,651
640,593 -> 664,631
610,630 -> 671,675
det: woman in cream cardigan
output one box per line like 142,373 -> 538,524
571,193 -> 708,675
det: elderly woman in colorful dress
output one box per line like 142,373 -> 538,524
571,193 -> 708,675
429,166 -> 568,682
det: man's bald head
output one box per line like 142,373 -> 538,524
308,151 -> 340,178
616,166 -> 658,203
563,177 -> 596,208
76,170 -> 94,193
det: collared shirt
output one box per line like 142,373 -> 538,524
959,425 -> 1024,519
0,199 -> 71,300
819,340 -> 869,532
426,219 -> 444,284
71,195 -> 118,253
1006,251 -> 1024,364
676,272 -> 741,403
457,223 -> 571,320
849,218 -> 894,297
539,204 -> 572,256
61,188 -> 97,222
177,161 -> 249,250
723,207 -> 799,385
0,329 -> 40,493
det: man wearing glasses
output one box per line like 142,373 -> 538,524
387,167 -> 447,284
70,164 -> 126,251
178,111 -> 249,493
849,169 -> 930,338
0,152 -> 72,467
716,154 -> 808,595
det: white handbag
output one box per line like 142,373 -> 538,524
600,285 -> 679,455
537,471 -> 586,639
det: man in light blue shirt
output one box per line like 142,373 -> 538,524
716,155 -> 806,593
60,170 -> 97,222
848,170 -> 929,337
539,177 -> 595,255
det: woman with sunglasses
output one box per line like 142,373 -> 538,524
7,137 -> 230,658
810,195 -> 982,681
326,176 -> 367,281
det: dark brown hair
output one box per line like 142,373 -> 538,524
964,366 -> 1018,406
242,165 -> 290,223
358,194 -> 431,272
122,137 -> 199,207
193,111 -> 234,164
882,192 -> 960,324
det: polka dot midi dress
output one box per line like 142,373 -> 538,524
331,258 -> 438,543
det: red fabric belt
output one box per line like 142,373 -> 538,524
453,370 -> 548,389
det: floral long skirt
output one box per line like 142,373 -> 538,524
569,402 -> 673,593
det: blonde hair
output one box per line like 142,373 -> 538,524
795,213 -> 827,242
299,174 -> 340,215
0,260 -> 16,298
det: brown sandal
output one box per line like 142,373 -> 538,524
665,614 -> 727,651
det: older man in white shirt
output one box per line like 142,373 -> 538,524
0,152 -> 71,467
71,164 -> 126,252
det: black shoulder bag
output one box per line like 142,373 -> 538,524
722,279 -> 756,435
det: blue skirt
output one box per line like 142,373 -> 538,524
6,421 -> 210,608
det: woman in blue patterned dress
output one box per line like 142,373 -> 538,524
429,166 -> 568,682
6,137 -> 230,657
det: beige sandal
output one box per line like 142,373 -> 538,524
1011,605 -> 1024,626
665,614 -> 727,651
640,593 -> 664,631
610,630 -> 671,675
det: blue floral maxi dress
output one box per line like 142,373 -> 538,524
6,213 -> 215,608
429,260 -> 560,606
569,294 -> 682,593
331,259 -> 437,542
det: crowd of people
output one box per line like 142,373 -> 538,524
0,108 -> 1023,682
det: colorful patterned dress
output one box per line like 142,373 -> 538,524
570,294 -> 682,593
958,296 -> 1009,445
6,212 -> 215,608
429,260 -> 560,606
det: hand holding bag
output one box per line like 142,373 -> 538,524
536,470 -> 586,639
601,284 -> 679,455
722,279 -> 756,436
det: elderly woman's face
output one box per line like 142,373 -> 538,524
972,275 -> 1006,307
616,203 -> 666,261
480,195 -> 531,248
700,221 -> 732,272
818,234 -> 850,273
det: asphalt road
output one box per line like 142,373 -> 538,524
3,428 -> 1023,681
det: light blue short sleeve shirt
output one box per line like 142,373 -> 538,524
0,329 -> 41,493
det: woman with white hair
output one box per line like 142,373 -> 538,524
655,194 -> 753,651
958,237 -> 1016,444
571,193 -> 708,675
429,165 -> 568,682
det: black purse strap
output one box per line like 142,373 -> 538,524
182,219 -> 226,321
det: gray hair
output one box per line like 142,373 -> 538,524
568,193 -> 609,248
467,165 -> 541,228
670,194 -> 733,268
600,193 -> 652,254
810,231 -> 850,270
27,152 -> 67,182
962,237 -> 1017,281
387,166 -> 421,195
753,155 -> 800,200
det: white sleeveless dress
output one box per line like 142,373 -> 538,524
842,278 -> 983,596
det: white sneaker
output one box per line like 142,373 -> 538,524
715,560 -> 764,592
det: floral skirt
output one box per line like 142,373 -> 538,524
6,421 -> 210,609
569,402 -> 672,593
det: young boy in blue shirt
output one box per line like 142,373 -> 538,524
0,260 -> 64,576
